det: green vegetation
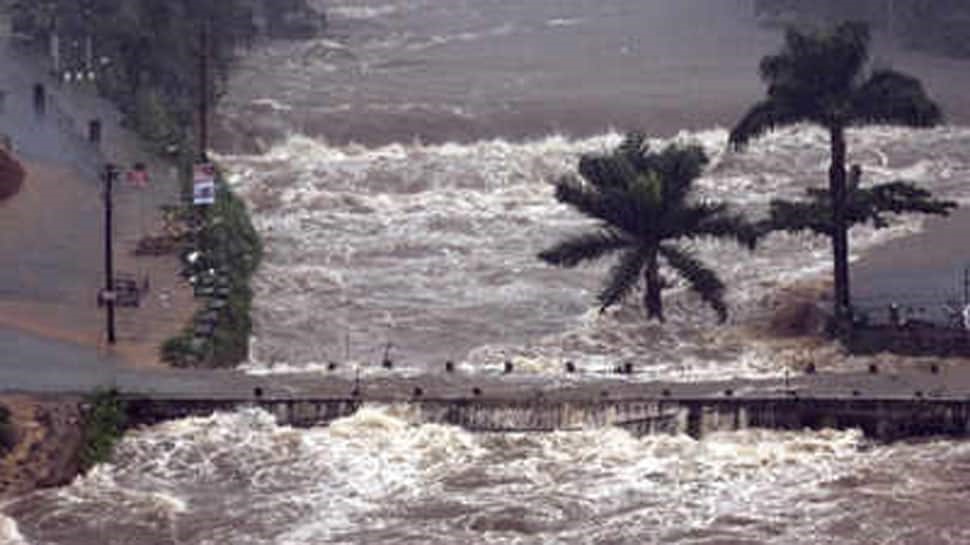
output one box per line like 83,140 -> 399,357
161,168 -> 262,368
9,0 -> 264,157
765,164 -> 957,239
80,389 -> 127,470
538,134 -> 760,323
0,404 -> 15,454
730,21 -> 942,325
9,0 -> 273,367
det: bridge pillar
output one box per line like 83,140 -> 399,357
686,404 -> 703,439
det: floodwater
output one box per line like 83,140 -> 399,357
6,1 -> 970,543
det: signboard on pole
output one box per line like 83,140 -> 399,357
193,163 -> 216,205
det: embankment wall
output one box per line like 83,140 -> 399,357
123,394 -> 970,442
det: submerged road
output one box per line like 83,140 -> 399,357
1,323 -> 959,406
0,328 -> 261,396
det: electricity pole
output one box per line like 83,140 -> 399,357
887,0 -> 896,39
963,266 -> 970,305
198,19 -> 209,162
102,163 -> 118,344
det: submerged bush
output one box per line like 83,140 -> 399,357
79,389 -> 127,470
0,404 -> 15,453
161,168 -> 262,368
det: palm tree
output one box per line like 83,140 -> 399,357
538,134 -> 759,323
730,21 -> 942,324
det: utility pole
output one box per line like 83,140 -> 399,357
963,266 -> 970,306
102,163 -> 118,344
198,19 -> 209,162
887,0 -> 896,39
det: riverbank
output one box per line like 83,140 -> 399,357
159,167 -> 263,368
0,395 -> 83,499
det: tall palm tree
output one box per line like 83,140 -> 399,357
730,21 -> 942,323
538,134 -> 759,323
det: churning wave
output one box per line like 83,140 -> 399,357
0,513 -> 28,545
1,407 -> 882,545
219,124 -> 970,379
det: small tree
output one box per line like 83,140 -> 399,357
0,404 -> 15,454
538,134 -> 759,323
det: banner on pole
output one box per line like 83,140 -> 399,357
193,163 -> 216,205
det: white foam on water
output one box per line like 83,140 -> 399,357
545,18 -> 585,28
6,408 -> 881,544
220,125 -> 970,379
10,406 -> 970,544
249,98 -> 293,112
328,5 -> 401,20
0,512 -> 28,545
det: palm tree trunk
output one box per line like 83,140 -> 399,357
829,124 -> 851,324
643,252 -> 664,322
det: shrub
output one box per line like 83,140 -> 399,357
160,168 -> 262,368
79,389 -> 127,470
0,404 -> 15,453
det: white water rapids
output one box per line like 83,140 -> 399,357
8,406 -> 970,545
8,1 -> 970,542
223,124 -> 970,381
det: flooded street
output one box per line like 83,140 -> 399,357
7,1 -> 970,543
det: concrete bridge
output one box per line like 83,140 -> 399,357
120,390 -> 970,442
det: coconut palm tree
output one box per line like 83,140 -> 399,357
730,21 -> 942,324
538,134 -> 759,323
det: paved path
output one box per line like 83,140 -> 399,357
0,38 -> 196,365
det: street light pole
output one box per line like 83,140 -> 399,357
963,265 -> 970,306
103,163 -> 117,344
198,19 -> 209,162
887,0 -> 895,39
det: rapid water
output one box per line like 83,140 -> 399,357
224,124 -> 970,381
5,407 -> 970,545
8,1 -> 970,543
213,0 -> 970,379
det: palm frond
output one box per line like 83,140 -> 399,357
850,69 -> 943,127
597,248 -> 646,312
650,144 -> 709,206
664,201 -> 725,237
765,175 -> 957,237
760,22 -> 870,107
825,21 -> 870,91
729,99 -> 808,150
553,176 -> 630,228
659,244 -> 728,323
617,132 -> 649,162
767,197 -> 833,236
578,132 -> 649,191
868,180 -> 957,217
690,208 -> 762,249
578,154 -> 638,192
538,229 -> 632,268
